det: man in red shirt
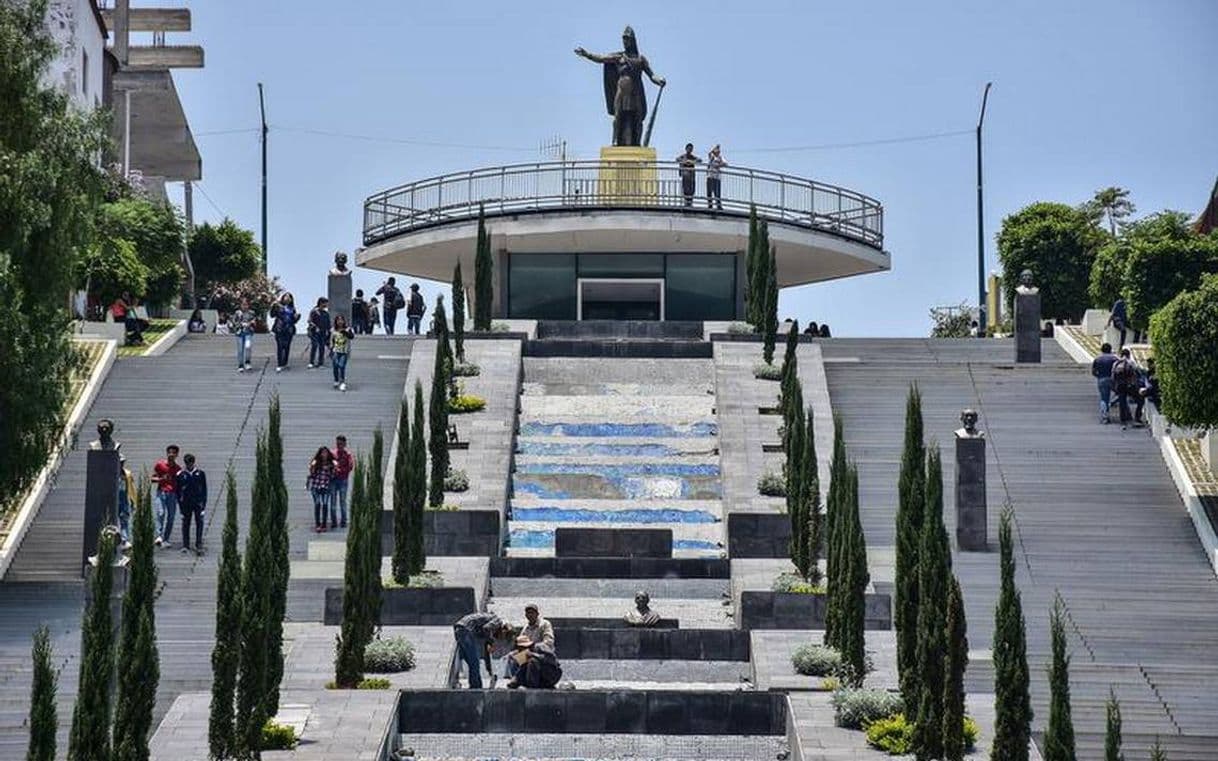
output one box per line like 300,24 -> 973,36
331,435 -> 355,529
151,444 -> 181,546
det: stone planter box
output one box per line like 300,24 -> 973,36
490,556 -> 729,579
727,513 -> 791,558
554,627 -> 749,661
554,528 -> 672,558
546,617 -> 680,629
739,590 -> 891,631
397,689 -> 787,735
381,509 -> 501,557
323,586 -> 476,626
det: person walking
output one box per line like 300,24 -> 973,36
675,143 -> 701,207
307,297 -> 331,369
1140,357 -> 1161,414
330,314 -> 355,392
1091,342 -> 1119,424
230,298 -> 256,372
406,283 -> 426,335
368,297 -> 382,334
151,444 -> 182,547
351,289 -> 370,335
706,144 -> 726,209
377,278 -> 404,335
271,292 -> 301,373
1112,348 -> 1142,429
117,455 -> 135,551
307,447 -> 335,532
331,435 -> 354,529
1107,297 -> 1131,349
452,611 -> 509,689
175,453 -> 208,555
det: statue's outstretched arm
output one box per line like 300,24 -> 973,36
574,47 -> 611,64
641,56 -> 666,87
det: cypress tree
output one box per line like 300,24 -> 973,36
992,507 -> 1033,761
1148,738 -> 1166,761
839,463 -> 869,685
429,298 -> 452,506
27,625 -> 57,761
895,384 -> 926,707
473,205 -> 493,330
112,461 -> 160,761
1044,596 -> 1076,761
209,471 -> 241,761
1104,690 -> 1123,761
362,433 -> 384,638
746,205 -> 759,324
334,458 -> 371,687
264,396 -> 289,720
762,245 -> 779,365
452,262 -> 466,363
369,426 -> 385,519
942,574 -> 969,761
408,381 -> 428,575
802,408 -> 821,585
823,414 -> 847,648
785,402 -> 807,576
391,397 -> 412,585
68,529 -> 117,761
780,321 -> 799,404
750,219 -> 771,329
236,434 -> 272,759
912,446 -> 951,761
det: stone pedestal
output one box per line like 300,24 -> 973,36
1014,290 -> 1042,363
1204,430 -> 1218,476
83,448 -> 120,577
85,554 -> 130,634
328,274 -> 352,326
954,434 -> 987,551
1082,309 -> 1108,336
598,145 -> 658,204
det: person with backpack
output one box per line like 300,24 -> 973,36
377,277 -> 404,335
351,289 -> 370,335
1091,342 -> 1118,424
307,297 -> 331,369
406,283 -> 426,335
1111,348 -> 1142,429
1107,297 -> 1131,348
270,292 -> 301,373
329,314 -> 355,392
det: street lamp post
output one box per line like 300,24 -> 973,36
976,82 -> 992,337
258,83 -> 268,274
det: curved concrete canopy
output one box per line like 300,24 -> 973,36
356,208 -> 890,287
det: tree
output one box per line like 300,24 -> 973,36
27,625 -> 58,761
1083,187 -> 1136,237
80,236 -> 149,307
785,398 -> 807,576
408,381 -> 428,575
209,472 -> 242,761
1089,211 -> 1195,309
1148,737 -> 1167,761
1122,234 -> 1218,330
0,0 -> 106,518
991,508 -> 1032,761
929,304 -> 974,338
823,415 -> 848,647
912,446 -> 951,761
263,397 -> 289,720
996,202 -> 1105,321
779,322 -> 801,445
334,457 -> 375,687
801,408 -> 821,585
746,206 -> 760,324
362,429 -> 384,637
473,206 -> 493,330
838,462 -> 869,686
112,465 -> 160,761
68,530 -> 117,761
1150,274 -> 1218,429
942,575 -> 969,761
236,434 -> 272,758
391,396 -> 412,586
895,384 -> 925,707
1044,596 -> 1077,761
452,262 -> 466,362
188,219 -> 262,297
762,246 -> 779,364
98,196 -> 185,307
428,297 -> 452,506
1105,690 -> 1124,761
749,218 -> 771,328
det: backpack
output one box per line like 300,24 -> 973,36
393,288 -> 406,310
408,291 -> 425,315
1113,358 -> 1138,387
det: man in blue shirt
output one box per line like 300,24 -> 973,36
1091,342 -> 1119,424
175,454 -> 208,555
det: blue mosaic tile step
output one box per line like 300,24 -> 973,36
509,529 -> 720,552
512,474 -> 722,501
516,441 -> 713,458
515,463 -> 721,477
511,507 -> 720,524
519,422 -> 718,438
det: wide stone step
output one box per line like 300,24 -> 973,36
536,320 -> 706,340
491,577 -> 728,600
524,339 -> 712,358
519,421 -> 718,438
507,522 -> 723,553
490,597 -> 732,629
521,394 -> 714,420
399,733 -> 787,761
513,470 -> 722,502
516,439 -> 720,460
522,381 -> 716,397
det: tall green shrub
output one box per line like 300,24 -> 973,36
823,415 -> 847,647
428,299 -> 452,506
452,262 -> 466,362
762,246 -> 779,365
409,382 -> 428,575
112,462 -> 160,761
334,458 -> 374,687
1150,274 -> 1218,429
996,201 -> 1106,321
391,397 -> 412,585
801,408 -> 821,584
473,206 -> 493,330
942,575 -> 969,761
912,446 -> 950,760
361,434 -> 384,637
785,401 -> 807,576
895,384 -> 926,706
264,397 -> 289,720
1044,596 -> 1076,761
991,507 -> 1033,761
209,472 -> 242,760
839,463 -> 869,685
27,625 -> 58,761
1105,690 -> 1124,761
236,434 -> 272,758
68,530 -> 117,761
746,206 -> 760,325
750,219 -> 771,328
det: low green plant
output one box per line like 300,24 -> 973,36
831,688 -> 904,730
426,503 -> 459,511
449,394 -> 486,413
820,676 -> 840,691
490,321 -> 510,333
727,322 -> 755,335
383,570 -> 444,589
324,677 -> 391,690
363,637 -> 417,673
260,720 -> 297,750
443,469 -> 470,492
791,643 -> 841,676
772,572 -> 825,595
753,363 -> 783,380
963,716 -> 979,750
452,362 -> 481,377
864,713 -> 912,754
758,471 -> 787,497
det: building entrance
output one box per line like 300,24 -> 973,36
577,279 -> 664,321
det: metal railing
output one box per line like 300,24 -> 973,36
362,160 -> 883,249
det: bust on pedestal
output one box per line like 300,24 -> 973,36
1014,269 -> 1042,364
954,409 -> 987,551
327,251 -> 353,326
84,419 -> 121,577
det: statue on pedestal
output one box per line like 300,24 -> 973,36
329,251 -> 351,277
575,26 -> 666,147
624,590 -> 661,626
955,408 -> 984,439
90,419 -> 120,451
1015,269 -> 1037,295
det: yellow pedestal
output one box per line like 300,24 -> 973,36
598,146 -> 658,205
986,273 -> 1003,331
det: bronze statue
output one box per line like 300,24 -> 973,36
956,408 -> 984,439
624,590 -> 661,626
575,26 -> 665,147
91,419 -> 119,451
329,251 -> 350,276
1016,269 -> 1037,294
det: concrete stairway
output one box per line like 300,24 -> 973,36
525,320 -> 713,357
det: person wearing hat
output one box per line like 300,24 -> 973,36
521,603 -> 554,648
117,454 -> 135,551
506,635 -> 563,690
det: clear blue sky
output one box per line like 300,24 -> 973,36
165,0 -> 1217,335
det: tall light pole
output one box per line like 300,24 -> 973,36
258,83 -> 268,274
976,82 -> 992,336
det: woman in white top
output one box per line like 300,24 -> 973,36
706,144 -> 727,210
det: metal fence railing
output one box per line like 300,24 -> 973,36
362,161 -> 883,250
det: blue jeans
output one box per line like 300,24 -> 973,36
330,477 -> 349,525
312,487 -> 332,528
117,491 -> 131,543
407,315 -> 421,335
309,333 -> 327,366
384,308 -> 398,335
156,491 -> 178,542
1097,377 -> 1112,420
454,627 -> 484,688
332,352 -> 349,383
234,333 -> 252,367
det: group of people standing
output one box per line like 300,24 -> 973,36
306,436 -> 355,532
674,143 -> 727,208
363,278 -> 426,336
115,444 -> 208,555
1091,343 -> 1159,428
